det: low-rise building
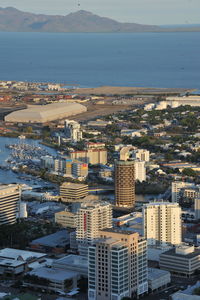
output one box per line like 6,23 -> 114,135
159,244 -> 200,277
53,255 -> 88,277
148,268 -> 171,292
24,267 -> 78,293
55,210 -> 76,228
0,248 -> 47,276
30,230 -> 70,254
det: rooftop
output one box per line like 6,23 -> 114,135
60,182 -> 88,189
55,254 -> 88,268
101,228 -> 139,236
0,248 -> 46,262
148,267 -> 170,281
30,230 -> 70,248
160,248 -> 200,259
0,258 -> 26,268
29,267 -> 77,282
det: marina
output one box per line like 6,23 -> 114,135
0,136 -> 57,186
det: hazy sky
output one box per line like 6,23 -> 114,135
0,0 -> 199,25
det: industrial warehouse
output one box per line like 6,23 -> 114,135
5,102 -> 87,123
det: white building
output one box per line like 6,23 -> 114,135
134,160 -> 146,182
143,202 -> 182,246
76,201 -> 112,256
65,119 -> 82,142
132,149 -> 150,162
0,184 -> 21,225
171,181 -> 195,203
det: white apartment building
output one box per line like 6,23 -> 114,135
171,181 -> 195,202
132,149 -> 150,162
88,229 -> 148,300
134,160 -> 146,182
142,202 -> 182,246
65,119 -> 82,142
0,184 -> 21,225
76,201 -> 112,256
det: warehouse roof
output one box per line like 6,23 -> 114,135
0,248 -> 46,261
5,103 -> 87,123
30,230 -> 70,247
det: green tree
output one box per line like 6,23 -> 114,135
182,168 -> 197,177
26,126 -> 33,133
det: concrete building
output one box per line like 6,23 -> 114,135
132,149 -> 150,162
0,248 -> 47,276
171,181 -> 196,203
25,267 -> 78,293
88,228 -> 148,300
72,161 -> 88,179
65,119 -> 82,142
41,156 -> 88,179
5,102 -> 87,123
60,182 -> 88,202
195,198 -> 200,220
53,254 -> 88,277
134,160 -> 146,182
70,148 -> 107,165
0,184 -> 21,225
148,268 -> 171,292
76,201 -> 112,256
143,202 -> 182,246
55,210 -> 76,228
115,160 -> 135,208
159,244 -> 200,277
30,230 -> 70,254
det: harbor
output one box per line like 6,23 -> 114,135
0,136 -> 57,186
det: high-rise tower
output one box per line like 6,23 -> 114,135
115,160 -> 135,208
0,184 -> 21,225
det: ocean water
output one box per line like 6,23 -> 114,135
0,32 -> 200,89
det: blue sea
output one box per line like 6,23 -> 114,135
0,32 -> 200,89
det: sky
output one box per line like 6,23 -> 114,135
0,0 -> 200,25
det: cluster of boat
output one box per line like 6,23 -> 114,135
5,142 -> 50,161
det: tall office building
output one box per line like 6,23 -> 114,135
115,160 -> 135,208
134,160 -> 146,182
88,228 -> 148,300
65,119 -> 82,142
0,184 -> 21,225
142,202 -> 182,246
60,182 -> 88,202
76,201 -> 112,256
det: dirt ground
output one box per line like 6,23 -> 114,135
75,85 -> 193,95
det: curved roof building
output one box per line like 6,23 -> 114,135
5,103 -> 87,123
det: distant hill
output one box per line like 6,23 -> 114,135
0,7 -> 200,33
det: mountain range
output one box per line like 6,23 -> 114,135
0,7 -> 200,33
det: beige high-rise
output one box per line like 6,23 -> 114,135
88,228 -> 148,300
142,202 -> 182,246
115,160 -> 135,208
